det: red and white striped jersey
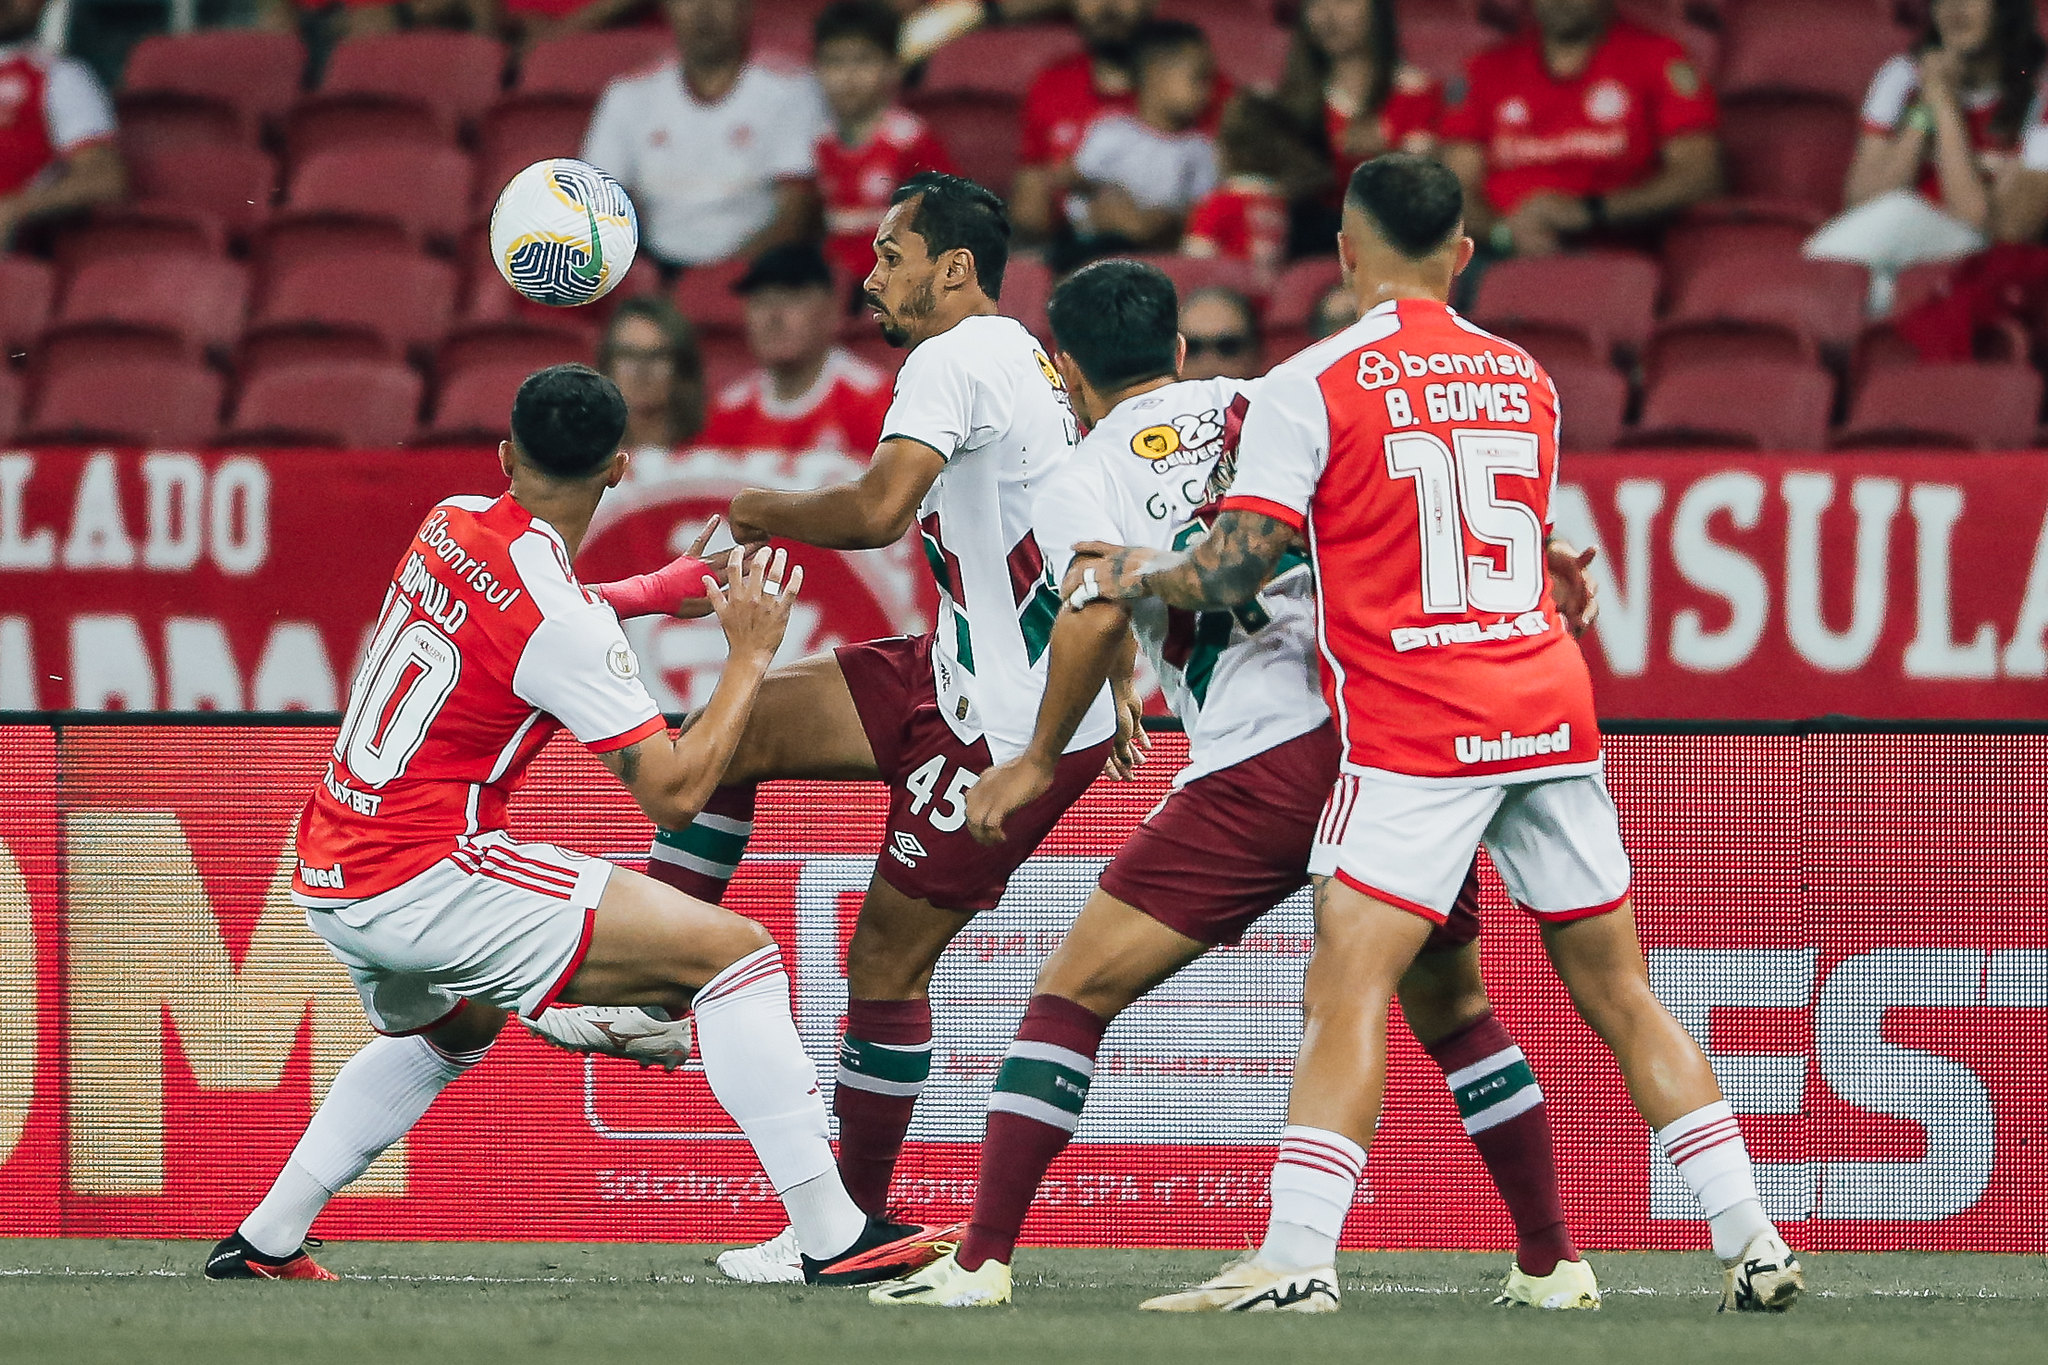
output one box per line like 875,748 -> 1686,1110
293,493 -> 666,904
1222,297 -> 1601,784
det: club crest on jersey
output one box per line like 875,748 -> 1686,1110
1131,409 -> 1225,473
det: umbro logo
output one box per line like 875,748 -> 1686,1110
888,831 -> 928,867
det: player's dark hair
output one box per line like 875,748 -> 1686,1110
889,171 -> 1010,300
813,0 -> 900,57
509,364 -> 628,480
1345,153 -> 1464,260
1048,259 -> 1180,393
1132,17 -> 1209,70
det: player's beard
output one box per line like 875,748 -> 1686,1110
871,279 -> 935,348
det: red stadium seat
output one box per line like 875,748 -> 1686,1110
0,254 -> 55,351
284,145 -> 475,248
0,367 -> 20,443
437,320 -> 591,378
55,205 -> 225,272
1659,214 -> 1817,302
254,252 -> 458,355
22,357 -> 224,446
1128,253 -> 1268,307
238,325 -> 395,380
920,24 -> 1082,98
1834,363 -> 2044,448
282,94 -> 454,162
672,256 -> 752,336
1545,355 -> 1631,452
1486,320 -> 1605,373
1642,318 -> 1819,386
476,94 -> 594,213
121,29 -> 306,130
1717,0 -> 1905,103
1666,248 -> 1868,352
32,323 -> 192,379
1717,94 -> 1862,221
1471,252 -> 1660,357
319,32 -> 508,135
52,255 -> 250,352
115,91 -> 252,157
1400,12 -> 1500,85
907,91 -> 1022,197
257,215 -> 416,273
1267,258 -> 1344,333
516,29 -> 672,97
419,358 -> 547,443
1160,2 -> 1292,88
125,144 -> 279,241
999,255 -> 1054,345
224,360 -> 425,447
1626,361 -> 1835,449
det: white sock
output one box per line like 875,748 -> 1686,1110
692,944 -> 866,1261
1656,1100 -> 1773,1260
1255,1125 -> 1364,1272
240,1033 -> 488,1257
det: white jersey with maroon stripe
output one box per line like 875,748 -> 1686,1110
881,312 -> 1115,762
1034,375 -> 1329,786
293,493 -> 667,905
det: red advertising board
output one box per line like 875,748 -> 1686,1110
1,721 -> 2043,1253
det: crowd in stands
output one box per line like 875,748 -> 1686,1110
4,0 -> 2048,453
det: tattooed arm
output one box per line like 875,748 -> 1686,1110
1062,510 -> 1301,612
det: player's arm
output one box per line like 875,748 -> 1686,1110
962,600 -> 1133,845
1064,509 -> 1298,613
586,516 -> 725,621
597,548 -> 804,829
725,437 -> 946,550
1545,536 -> 1600,637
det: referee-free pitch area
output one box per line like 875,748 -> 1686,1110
3,1243 -> 2043,1365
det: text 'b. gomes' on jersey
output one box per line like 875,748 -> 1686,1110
1222,297 -> 1601,785
292,494 -> 667,904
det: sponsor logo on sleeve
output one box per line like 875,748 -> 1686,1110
606,640 -> 640,680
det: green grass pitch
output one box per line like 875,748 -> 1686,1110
3,1242 -> 2044,1365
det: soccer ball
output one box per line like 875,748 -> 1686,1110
488,158 -> 638,307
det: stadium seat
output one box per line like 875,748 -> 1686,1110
1174,7 -> 1292,88
1834,363 -> 2044,449
1625,361 -> 1835,449
1000,255 -> 1054,344
1129,253 -> 1267,307
0,367 -> 20,443
223,360 -> 425,447
282,94 -> 454,163
476,94 -> 595,214
1717,0 -> 1904,103
283,145 -> 475,248
1487,320 -> 1604,373
1471,252 -> 1660,358
55,205 -> 225,273
437,319 -> 591,378
254,252 -> 458,355
1717,94 -> 1861,221
52,255 -> 250,353
1544,355 -> 1631,452
1400,12 -> 1500,85
1659,214 -> 1818,302
257,215 -> 416,273
672,257 -> 753,336
1642,318 -> 1819,387
0,254 -> 55,352
1267,258 -> 1344,334
115,92 -> 252,157
419,358 -> 547,443
920,24 -> 1082,97
1666,248 -> 1868,352
319,32 -> 508,136
120,29 -> 306,131
32,323 -> 192,378
516,28 -> 671,97
907,91 -> 1023,199
125,144 -> 279,241
238,324 -> 395,380
22,357 -> 224,446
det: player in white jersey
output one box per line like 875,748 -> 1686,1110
870,260 -> 1598,1310
613,175 -> 1140,1282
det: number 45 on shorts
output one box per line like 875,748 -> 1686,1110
905,755 -> 976,832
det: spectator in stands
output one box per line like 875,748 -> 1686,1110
693,242 -> 892,468
1311,279 -> 1358,338
813,1 -> 956,287
1184,93 -> 1323,281
1276,0 -> 1442,193
0,0 -> 124,248
1440,0 -> 1721,259
1807,0 -> 2048,304
599,296 -> 707,476
582,0 -> 827,269
1178,285 -> 1262,381
1060,20 -> 1219,261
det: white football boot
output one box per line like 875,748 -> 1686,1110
1139,1255 -> 1340,1313
715,1226 -> 804,1284
519,1005 -> 694,1071
868,1251 -> 1013,1307
1720,1229 -> 1804,1312
1495,1256 -> 1601,1310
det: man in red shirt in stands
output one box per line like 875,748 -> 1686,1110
0,0 -> 123,246
1439,0 -> 1720,258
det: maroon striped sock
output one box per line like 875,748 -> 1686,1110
645,784 -> 755,904
957,994 -> 1108,1271
833,997 -> 933,1217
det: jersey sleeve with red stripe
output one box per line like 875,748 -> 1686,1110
1222,301 -> 1599,783
294,494 -> 664,900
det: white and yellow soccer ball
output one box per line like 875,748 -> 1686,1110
489,158 -> 638,307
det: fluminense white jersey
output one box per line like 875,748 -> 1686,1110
1036,376 -> 1329,785
882,312 -> 1116,762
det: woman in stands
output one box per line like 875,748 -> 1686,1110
1807,0 -> 2048,307
597,297 -> 707,471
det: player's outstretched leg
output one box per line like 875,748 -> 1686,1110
870,891 -> 1209,1307
1541,905 -> 1802,1312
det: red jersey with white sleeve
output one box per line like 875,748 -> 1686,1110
694,347 -> 892,469
1437,18 -> 1716,215
1183,175 -> 1290,276
294,493 -> 667,904
1220,297 -> 1600,785
1323,65 -> 1444,181
1018,51 -> 1231,167
0,42 -> 117,196
1859,54 -> 2048,209
817,106 -> 956,280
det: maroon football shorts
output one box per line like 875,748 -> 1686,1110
837,633 -> 1112,913
1098,721 -> 1481,949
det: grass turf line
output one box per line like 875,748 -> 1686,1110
2,1242 -> 2044,1365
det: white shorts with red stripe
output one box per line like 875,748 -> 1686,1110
301,831 -> 610,1034
1309,766 -> 1631,923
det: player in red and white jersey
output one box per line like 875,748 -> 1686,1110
209,366 -> 952,1288
1069,156 -> 1805,1315
0,5 -> 124,229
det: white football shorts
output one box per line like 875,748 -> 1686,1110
1310,765 -> 1632,923
304,830 -> 612,1034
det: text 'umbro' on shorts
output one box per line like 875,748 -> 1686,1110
1311,764 -> 1632,925
1101,722 -> 1482,950
837,632 -> 1111,913
304,830 -> 611,1034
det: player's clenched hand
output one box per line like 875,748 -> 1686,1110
1545,539 -> 1600,637
1063,542 -> 1158,609
964,755 -> 1053,846
706,546 -> 803,664
724,490 -> 775,550
1106,681 -> 1149,779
